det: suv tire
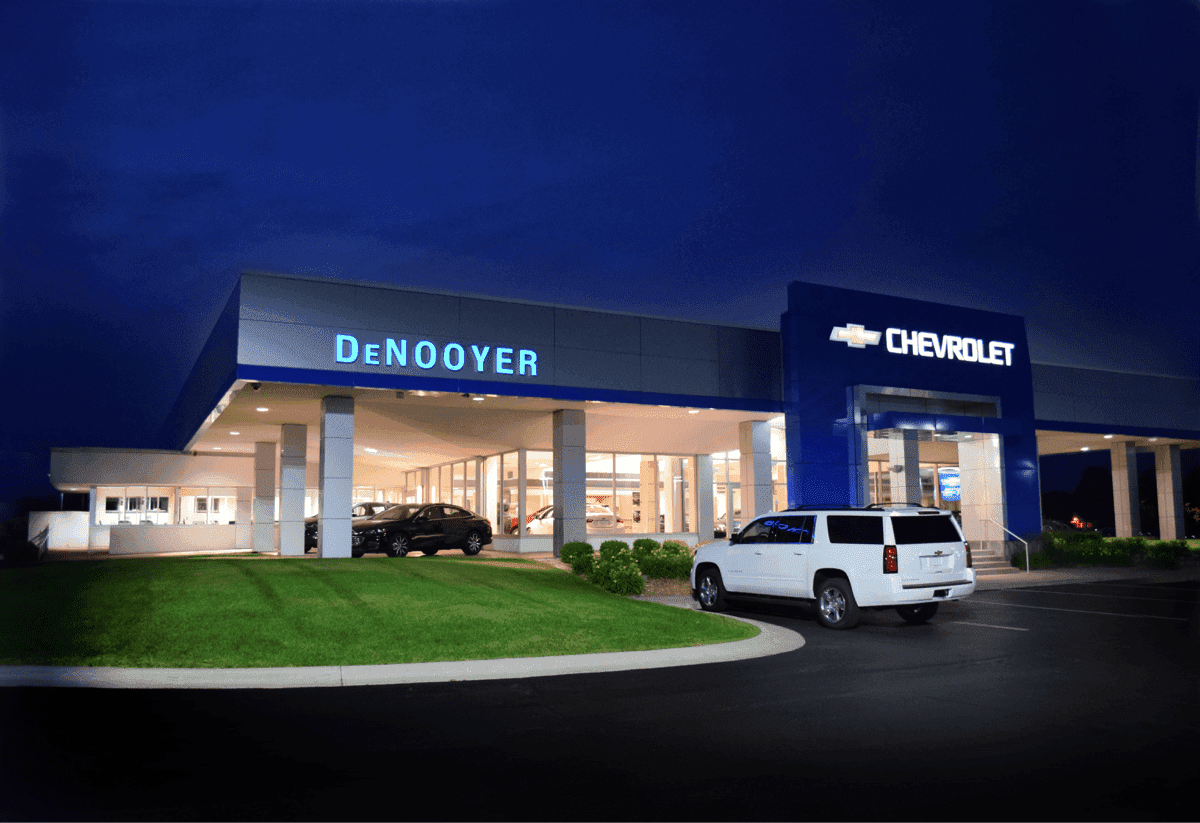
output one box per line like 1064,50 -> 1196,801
696,567 -> 728,612
815,577 -> 860,630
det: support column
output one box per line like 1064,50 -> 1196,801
235,487 -> 253,549
665,457 -> 684,533
695,454 -> 714,540
87,488 -> 99,553
1153,444 -> 1184,540
318,396 -> 355,558
279,424 -> 307,556
552,409 -> 586,556
254,441 -> 276,553
1110,441 -> 1141,538
958,434 -> 1005,553
888,430 -> 921,506
640,459 -> 659,534
518,450 -> 528,541
739,421 -> 773,521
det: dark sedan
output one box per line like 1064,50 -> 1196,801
305,502 -> 399,549
351,503 -> 493,557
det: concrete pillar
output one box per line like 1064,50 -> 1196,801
958,434 -> 1006,553
888,430 -> 921,506
695,454 -> 714,540
739,421 -> 773,520
1110,441 -> 1141,538
235,487 -> 253,549
318,396 -> 354,558
664,457 -> 684,533
518,450 -> 528,540
640,459 -> 659,533
1153,444 -> 1184,540
552,410 -> 586,556
279,424 -> 307,556
87,488 -> 99,553
254,441 -> 276,553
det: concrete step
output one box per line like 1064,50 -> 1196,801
975,564 -> 1022,576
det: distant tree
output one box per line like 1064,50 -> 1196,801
1138,467 -> 1158,536
1071,465 -> 1114,529
1041,490 -> 1074,523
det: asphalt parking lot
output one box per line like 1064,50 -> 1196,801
4,571 -> 1196,821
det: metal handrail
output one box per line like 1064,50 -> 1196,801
986,518 -> 1029,573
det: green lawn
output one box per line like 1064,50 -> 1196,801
0,556 -> 757,668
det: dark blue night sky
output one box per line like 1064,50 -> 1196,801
2,0 -> 1198,515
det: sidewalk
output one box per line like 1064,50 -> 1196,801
974,564 -> 1200,590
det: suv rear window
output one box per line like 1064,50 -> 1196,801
891,515 -> 961,544
826,515 -> 884,544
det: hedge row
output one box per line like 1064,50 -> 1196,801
560,539 -> 695,596
1017,530 -> 1193,570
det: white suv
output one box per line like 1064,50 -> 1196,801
690,505 -> 975,629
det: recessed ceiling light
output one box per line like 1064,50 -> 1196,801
1148,438 -> 1158,442
230,431 -> 240,436
472,396 -> 484,402
1103,434 -> 1113,439
364,447 -> 378,453
688,409 -> 700,414
214,446 -> 222,450
256,407 -> 269,412
1080,447 -> 1089,451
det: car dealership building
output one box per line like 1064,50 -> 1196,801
42,271 -> 1200,562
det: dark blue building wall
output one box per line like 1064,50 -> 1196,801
157,281 -> 241,450
781,281 -> 1042,539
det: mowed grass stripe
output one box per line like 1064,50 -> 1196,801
0,557 -> 756,668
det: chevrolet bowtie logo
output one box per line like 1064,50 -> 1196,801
829,323 -> 882,348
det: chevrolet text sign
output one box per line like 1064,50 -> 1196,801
830,323 -> 1015,366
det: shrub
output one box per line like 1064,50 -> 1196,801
1028,532 -> 1190,569
637,541 -> 694,579
599,540 -> 630,563
560,542 -> 596,576
560,541 -> 592,565
1139,539 -> 1190,569
591,546 -> 645,596
631,538 -> 660,567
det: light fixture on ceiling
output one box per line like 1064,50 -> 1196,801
214,446 -> 222,450
688,409 -> 700,414
472,395 -> 484,402
230,431 -> 240,436
1148,438 -> 1158,442
251,382 -> 262,392
364,447 -> 378,453
256,407 -> 269,412
1103,434 -> 1113,439
1080,447 -> 1089,451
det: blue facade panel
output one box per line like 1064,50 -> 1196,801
782,281 -> 1042,539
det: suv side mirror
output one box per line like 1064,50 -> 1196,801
728,532 -> 741,544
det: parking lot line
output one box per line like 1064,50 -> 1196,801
971,601 -> 1189,621
950,621 -> 1028,631
997,589 -> 1197,603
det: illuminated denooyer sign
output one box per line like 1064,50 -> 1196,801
334,333 -> 538,376
829,323 -> 1015,366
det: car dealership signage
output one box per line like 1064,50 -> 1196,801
334,333 -> 539,376
830,323 -> 1015,366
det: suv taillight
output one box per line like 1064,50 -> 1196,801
965,541 -> 973,568
883,544 -> 898,574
